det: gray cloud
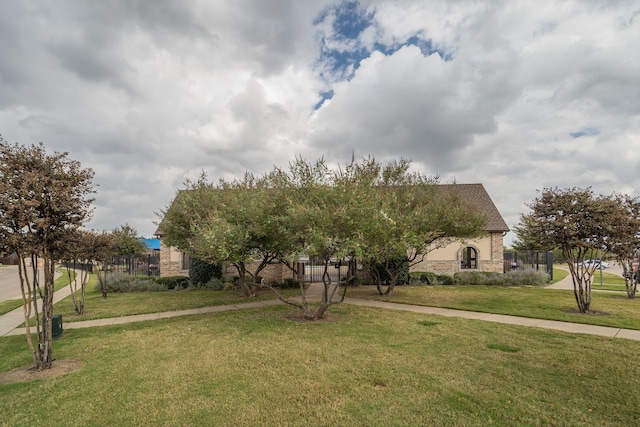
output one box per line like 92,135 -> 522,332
0,0 -> 638,245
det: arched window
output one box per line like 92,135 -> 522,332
461,246 -> 478,269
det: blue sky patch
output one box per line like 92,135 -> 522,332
313,0 -> 447,109
570,127 -> 600,138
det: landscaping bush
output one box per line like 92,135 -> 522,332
154,275 -> 191,290
189,258 -> 222,286
504,270 -> 550,286
102,276 -> 168,293
201,277 -> 224,290
454,270 -> 550,286
373,257 -> 410,286
268,278 -> 302,289
410,272 -> 437,285
410,272 -> 453,285
434,274 -> 454,285
454,271 -> 502,286
281,278 -> 302,288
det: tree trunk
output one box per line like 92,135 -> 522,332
235,263 -> 256,297
384,271 -> 403,295
17,252 -> 37,368
38,254 -> 55,369
572,281 -> 591,313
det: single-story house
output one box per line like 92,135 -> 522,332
155,183 -> 509,281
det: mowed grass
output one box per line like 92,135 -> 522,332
1,305 -> 639,426
346,285 -> 640,330
52,280 -> 300,323
47,270 -> 640,331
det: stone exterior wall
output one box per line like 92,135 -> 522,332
159,232 -> 506,280
410,232 -> 505,275
158,241 -> 189,277
221,261 -> 293,284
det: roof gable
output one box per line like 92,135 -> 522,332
437,183 -> 509,232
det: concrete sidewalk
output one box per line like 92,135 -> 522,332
0,284 -> 73,337
545,264 -> 624,290
2,283 -> 640,341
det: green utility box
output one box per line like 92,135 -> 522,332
52,314 -> 63,338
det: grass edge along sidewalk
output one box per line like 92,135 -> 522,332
4,288 -> 640,342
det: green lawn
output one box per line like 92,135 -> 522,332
550,267 -> 568,283
346,285 -> 640,330
45,271 -> 640,331
52,280 -> 300,323
2,305 -> 640,426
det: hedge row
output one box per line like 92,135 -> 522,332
410,270 -> 550,286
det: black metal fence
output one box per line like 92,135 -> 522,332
104,254 -> 160,277
65,254 -> 160,278
504,251 -> 553,279
299,257 -> 353,283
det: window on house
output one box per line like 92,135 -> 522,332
461,247 -> 478,269
181,252 -> 190,270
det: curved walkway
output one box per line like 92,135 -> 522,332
2,283 -> 640,341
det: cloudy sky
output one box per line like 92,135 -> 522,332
1,0 -> 639,245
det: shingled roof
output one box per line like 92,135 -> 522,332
437,183 -> 509,232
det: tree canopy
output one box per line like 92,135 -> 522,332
160,155 -> 488,319
0,137 -> 95,369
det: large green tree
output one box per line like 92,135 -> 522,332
267,156 -> 372,319
110,223 -> 145,256
358,160 -> 487,295
163,173 -> 291,297
160,155 -> 487,319
0,138 -> 94,369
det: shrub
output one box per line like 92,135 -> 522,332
504,269 -> 550,286
434,274 -> 454,285
454,271 -> 505,286
268,278 -> 302,289
373,258 -> 410,285
189,258 -> 222,286
453,270 -> 550,286
410,272 -> 437,285
154,276 -> 191,290
101,275 -> 168,293
202,277 -> 225,291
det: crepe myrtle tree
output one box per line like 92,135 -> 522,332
604,193 -> 640,298
518,187 -> 621,313
0,137 -> 94,370
60,229 -> 113,312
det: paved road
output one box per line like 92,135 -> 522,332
546,263 -> 624,290
0,265 -> 23,303
0,264 -> 58,303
